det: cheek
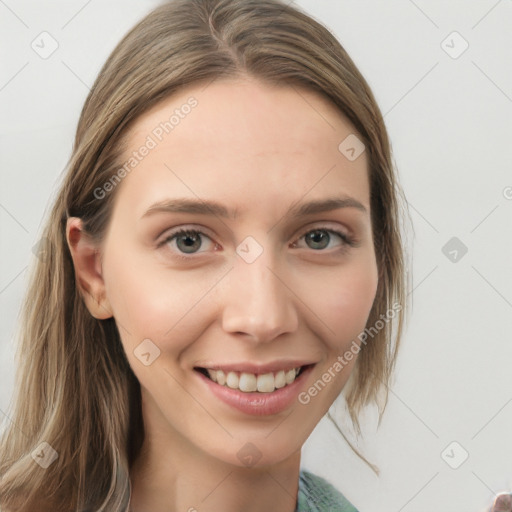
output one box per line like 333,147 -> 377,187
102,245 -> 215,351
309,259 -> 378,349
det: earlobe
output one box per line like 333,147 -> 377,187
66,217 -> 113,319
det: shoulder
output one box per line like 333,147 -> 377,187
296,469 -> 359,512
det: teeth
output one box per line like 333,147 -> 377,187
226,372 -> 239,389
274,370 -> 286,389
216,370 -> 226,385
204,366 -> 303,393
239,372 -> 257,392
257,373 -> 274,393
285,368 -> 297,384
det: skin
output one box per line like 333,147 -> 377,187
492,494 -> 512,512
66,77 -> 378,512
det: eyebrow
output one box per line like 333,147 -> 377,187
140,196 -> 367,220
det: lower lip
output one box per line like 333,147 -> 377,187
195,365 -> 314,416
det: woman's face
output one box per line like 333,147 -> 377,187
84,78 -> 378,467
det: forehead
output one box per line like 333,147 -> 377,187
115,77 -> 370,218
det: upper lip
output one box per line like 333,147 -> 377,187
194,360 -> 316,375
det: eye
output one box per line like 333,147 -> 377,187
157,225 -> 356,258
292,227 -> 355,251
158,228 -> 216,256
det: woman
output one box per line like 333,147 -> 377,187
0,0 -> 407,510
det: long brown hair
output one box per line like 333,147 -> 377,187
0,0 -> 407,510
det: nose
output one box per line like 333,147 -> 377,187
220,247 -> 298,343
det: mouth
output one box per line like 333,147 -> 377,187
193,364 -> 312,393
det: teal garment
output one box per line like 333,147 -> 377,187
295,470 -> 359,512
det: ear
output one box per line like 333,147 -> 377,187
66,217 -> 113,319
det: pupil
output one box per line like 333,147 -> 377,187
177,233 -> 201,253
306,230 -> 329,250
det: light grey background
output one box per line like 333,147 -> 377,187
1,1 -> 511,511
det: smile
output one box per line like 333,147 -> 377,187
194,363 -> 315,416
194,366 -> 308,393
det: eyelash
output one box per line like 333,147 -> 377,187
157,226 -> 357,259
